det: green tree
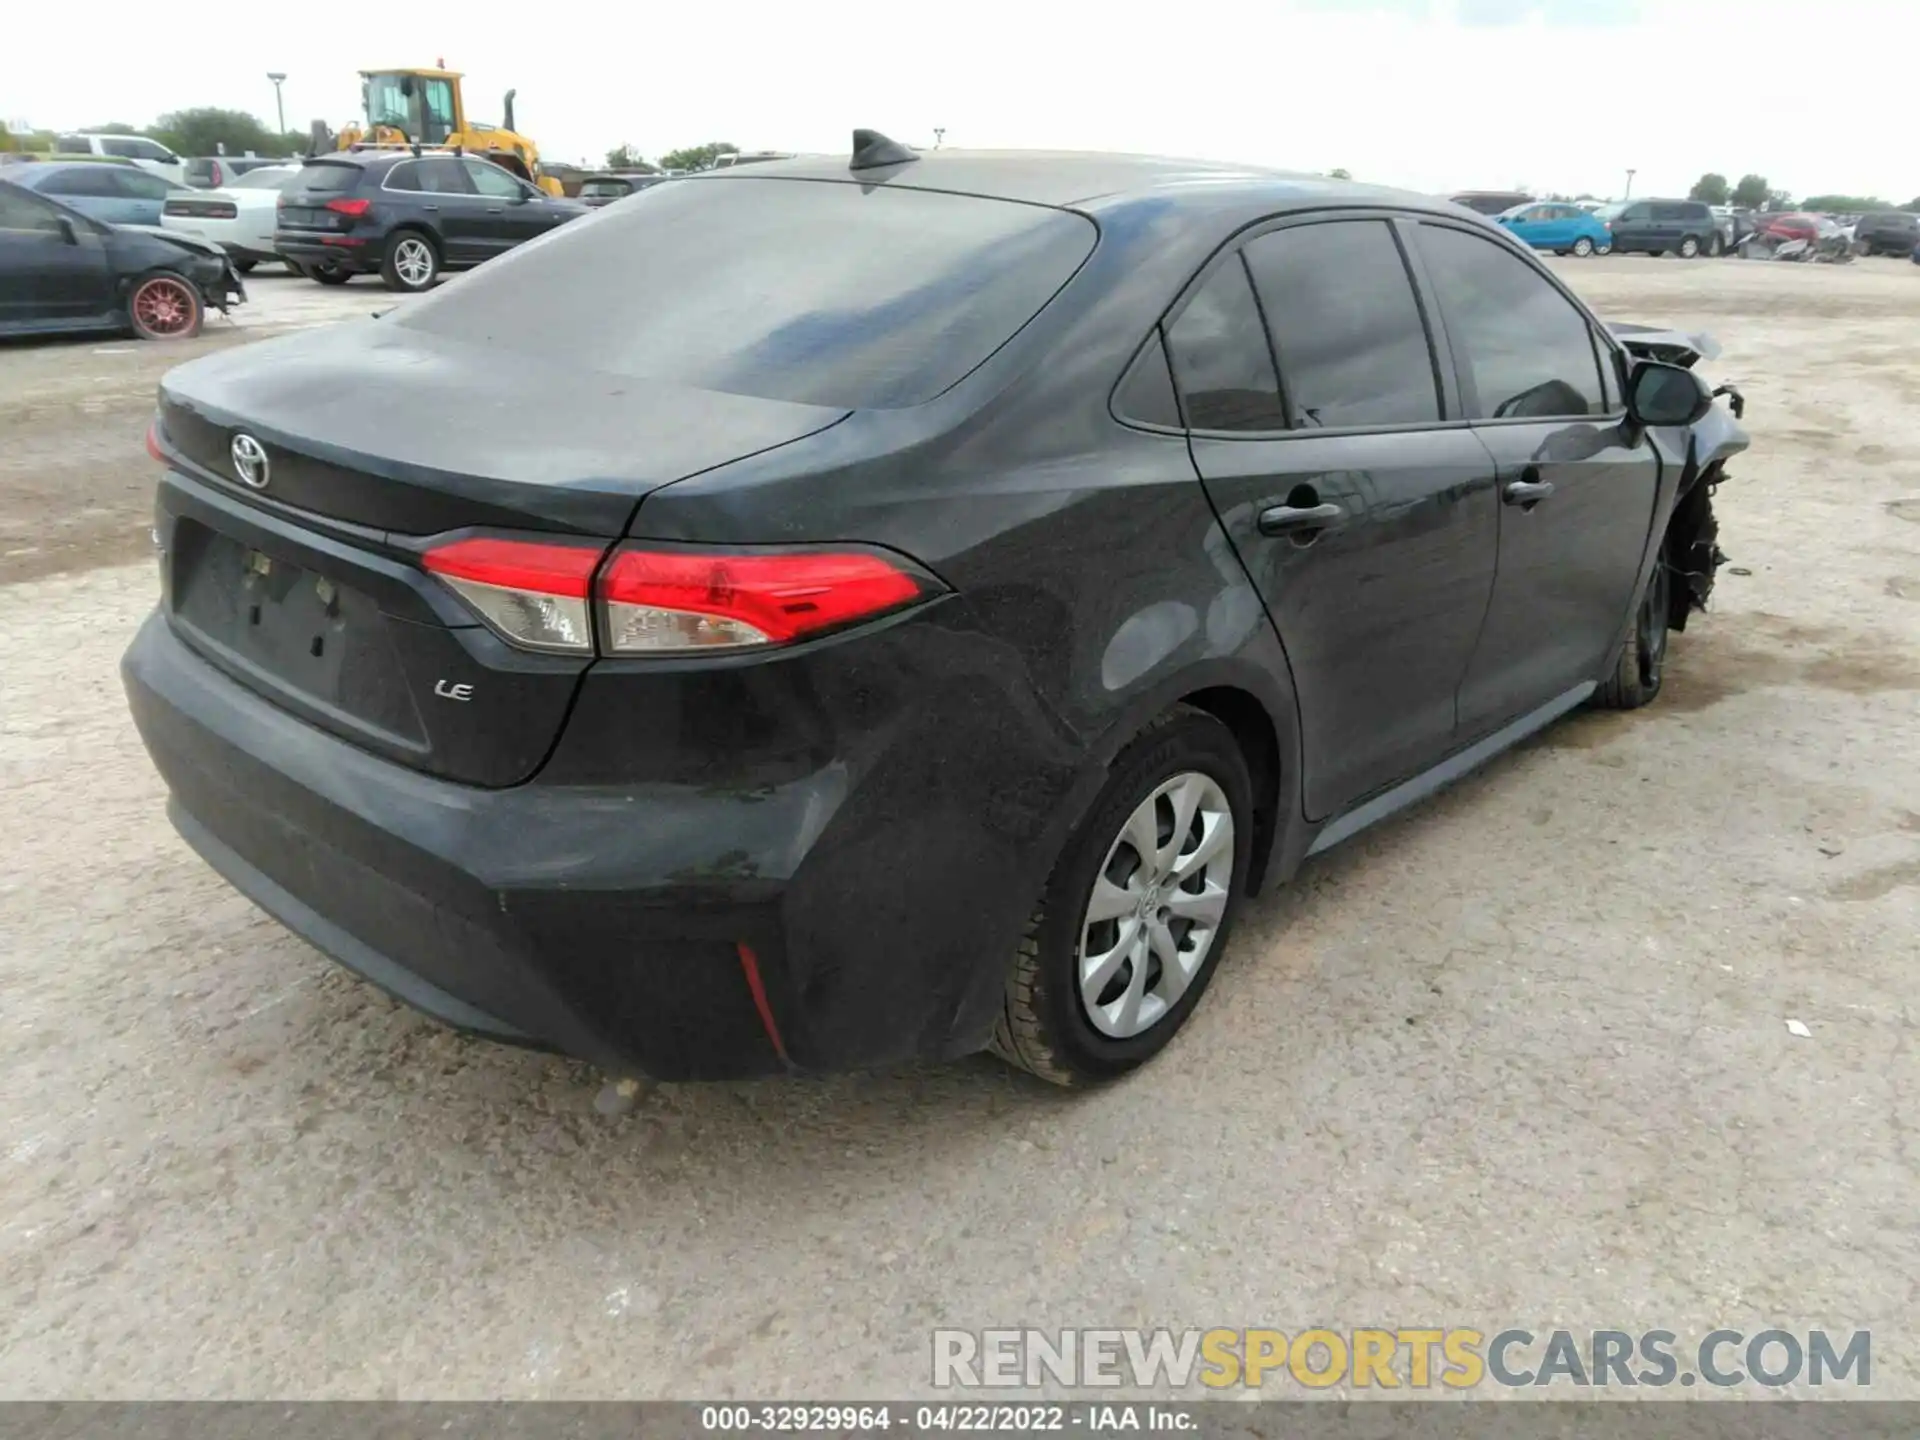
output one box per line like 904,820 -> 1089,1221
1765,188 -> 1794,212
0,121 -> 12,154
1906,197 -> 1920,213
83,122 -> 140,135
1328,167 -> 1351,180
1800,194 -> 1885,213
147,108 -> 294,158
656,141 -> 739,173
1688,173 -> 1729,205
604,144 -> 655,171
1730,173 -> 1770,209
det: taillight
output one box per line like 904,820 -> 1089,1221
326,197 -> 372,218
145,420 -> 164,462
420,536 -> 940,657
599,546 -> 932,653
422,537 -> 603,653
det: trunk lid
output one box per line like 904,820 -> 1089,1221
153,322 -> 848,787
156,322 -> 849,536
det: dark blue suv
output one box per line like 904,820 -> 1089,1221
275,151 -> 587,292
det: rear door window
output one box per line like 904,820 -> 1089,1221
1163,255 -> 1287,432
398,176 -> 1098,410
1416,223 -> 1605,421
1242,220 -> 1440,429
42,168 -> 117,197
414,158 -> 475,195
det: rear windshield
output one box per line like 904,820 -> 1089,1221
580,179 -> 631,197
397,177 -> 1098,409
292,163 -> 361,194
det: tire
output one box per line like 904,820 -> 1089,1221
127,271 -> 204,341
281,258 -> 308,277
1593,556 -> 1671,710
308,261 -> 351,286
1707,233 -> 1725,257
233,257 -> 257,274
380,230 -> 440,293
989,706 -> 1253,1086
1678,235 -> 1702,259
1597,243 -> 1613,256
1571,237 -> 1595,257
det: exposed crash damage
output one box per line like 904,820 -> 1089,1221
1608,321 -> 1750,633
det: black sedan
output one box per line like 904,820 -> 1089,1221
123,132 -> 1750,1086
275,151 -> 587,292
577,171 -> 671,207
1,177 -> 244,340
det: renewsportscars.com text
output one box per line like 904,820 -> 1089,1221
932,1327 -> 1871,1390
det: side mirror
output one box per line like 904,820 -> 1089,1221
1627,360 -> 1713,427
56,216 -> 79,245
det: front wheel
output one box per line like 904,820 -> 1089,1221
381,231 -> 440,293
127,272 -> 204,340
1594,559 -> 1671,710
1571,236 -> 1596,257
1678,235 -> 1702,259
232,257 -> 257,274
990,707 -> 1253,1086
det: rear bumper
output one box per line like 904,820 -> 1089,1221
275,234 -> 374,271
122,608 -> 1062,1079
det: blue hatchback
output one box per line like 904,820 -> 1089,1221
11,161 -> 188,227
1496,201 -> 1613,257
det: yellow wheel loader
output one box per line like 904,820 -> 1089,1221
311,65 -> 565,197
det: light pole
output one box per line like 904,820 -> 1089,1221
933,127 -> 945,149
267,73 -> 287,137
1624,167 -> 1636,200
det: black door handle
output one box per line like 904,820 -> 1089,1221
1503,478 -> 1555,507
1257,501 -> 1345,535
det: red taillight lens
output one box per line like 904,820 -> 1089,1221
423,537 -> 605,653
145,420 -> 164,463
325,197 -> 371,218
422,537 -> 939,657
599,547 -> 932,654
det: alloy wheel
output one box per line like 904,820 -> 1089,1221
394,237 -> 436,288
130,276 -> 198,338
1078,771 -> 1235,1040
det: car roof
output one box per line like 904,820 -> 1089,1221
690,147 -> 1467,224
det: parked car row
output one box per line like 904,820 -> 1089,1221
1474,189 -> 1920,264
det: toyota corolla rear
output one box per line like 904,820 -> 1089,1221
123,168 -> 1101,1079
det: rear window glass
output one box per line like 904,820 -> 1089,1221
397,177 -> 1097,409
293,163 -> 360,194
581,179 -> 630,197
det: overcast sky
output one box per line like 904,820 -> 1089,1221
6,0 -> 1915,201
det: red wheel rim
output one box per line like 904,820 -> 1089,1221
132,277 -> 197,337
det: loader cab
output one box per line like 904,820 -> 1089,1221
362,69 -> 463,146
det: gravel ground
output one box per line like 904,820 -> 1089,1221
1,257 -> 1917,1400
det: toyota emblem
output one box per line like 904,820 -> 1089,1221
230,433 -> 270,490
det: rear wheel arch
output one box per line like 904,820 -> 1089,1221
1176,685 -> 1282,895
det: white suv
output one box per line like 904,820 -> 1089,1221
53,133 -> 186,186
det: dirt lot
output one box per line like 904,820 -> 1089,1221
2,257 -> 1917,1399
